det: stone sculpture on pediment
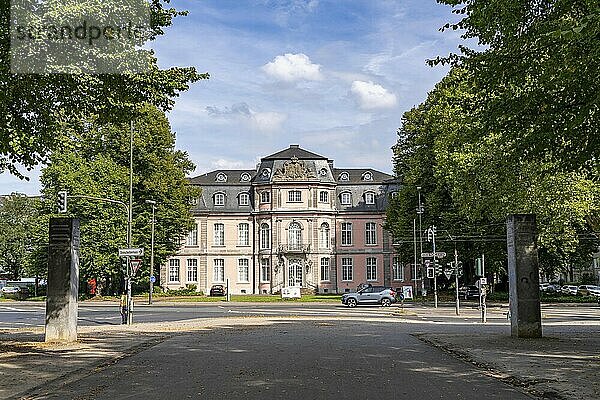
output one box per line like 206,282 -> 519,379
273,157 -> 316,181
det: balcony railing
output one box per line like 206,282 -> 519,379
278,244 -> 311,253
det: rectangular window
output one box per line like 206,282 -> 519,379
187,259 -> 198,282
340,192 -> 352,205
238,223 -> 249,246
320,258 -> 330,281
260,191 -> 271,204
213,259 -> 224,282
288,190 -> 302,202
365,192 -> 375,204
238,259 -> 249,282
214,193 -> 225,206
261,258 -> 270,282
214,223 -> 224,246
393,256 -> 403,281
341,222 -> 353,246
186,224 -> 198,246
239,193 -> 249,206
168,259 -> 180,282
366,257 -> 377,281
365,222 -> 377,245
319,191 -> 329,203
342,258 -> 353,281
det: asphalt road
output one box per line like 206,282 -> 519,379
1,301 -> 599,331
33,320 -> 534,400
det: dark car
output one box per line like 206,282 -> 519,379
458,285 -> 479,300
209,285 -> 226,296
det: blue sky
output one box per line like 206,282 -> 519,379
2,0 -> 464,194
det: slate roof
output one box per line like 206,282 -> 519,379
332,168 -> 394,184
262,144 -> 328,161
188,170 -> 256,186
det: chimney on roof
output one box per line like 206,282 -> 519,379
290,144 -> 299,148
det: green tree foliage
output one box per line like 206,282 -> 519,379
0,193 -> 42,279
1,0 -> 208,177
388,1 -> 600,281
40,105 -> 199,294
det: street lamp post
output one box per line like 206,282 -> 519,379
417,186 -> 424,296
145,200 -> 156,305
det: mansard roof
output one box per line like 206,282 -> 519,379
262,144 -> 328,161
188,170 -> 255,186
332,168 -> 394,184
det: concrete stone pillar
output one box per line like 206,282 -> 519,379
45,218 -> 80,342
507,214 -> 542,338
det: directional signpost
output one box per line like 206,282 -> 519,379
119,248 -> 144,257
421,252 -> 446,259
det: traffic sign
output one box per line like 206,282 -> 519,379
443,269 -> 452,280
421,252 -> 447,258
119,248 -> 144,257
150,275 -> 156,283
130,259 -> 142,275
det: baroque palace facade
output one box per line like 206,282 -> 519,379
161,145 -> 408,295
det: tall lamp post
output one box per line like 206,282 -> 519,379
145,200 -> 156,305
416,186 -> 424,296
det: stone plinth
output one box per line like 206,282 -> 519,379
507,214 -> 542,338
45,218 -> 80,342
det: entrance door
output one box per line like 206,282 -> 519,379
288,262 -> 303,287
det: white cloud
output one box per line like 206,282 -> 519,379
262,53 -> 323,82
350,80 -> 398,110
212,159 -> 249,170
206,102 -> 287,133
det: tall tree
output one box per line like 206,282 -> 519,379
41,105 -> 198,294
1,0 -> 208,177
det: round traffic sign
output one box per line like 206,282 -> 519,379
150,275 -> 156,283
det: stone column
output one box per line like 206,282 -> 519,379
507,214 -> 542,338
45,218 -> 80,342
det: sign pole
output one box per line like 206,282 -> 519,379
432,226 -> 438,309
454,248 -> 460,316
482,253 -> 486,323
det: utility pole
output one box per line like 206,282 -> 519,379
482,253 -> 486,323
146,200 -> 156,305
413,219 -> 417,297
127,120 -> 134,325
427,225 -> 438,308
454,247 -> 460,316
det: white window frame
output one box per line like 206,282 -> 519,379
260,223 -> 271,250
213,259 -> 225,283
239,193 -> 249,206
214,223 -> 224,246
319,191 -> 329,203
366,257 -> 377,281
342,257 -> 353,281
288,190 -> 302,203
365,222 -> 377,245
168,259 -> 180,283
238,259 -> 249,282
340,192 -> 352,205
261,258 -> 270,282
341,222 -> 352,246
393,256 -> 403,281
288,222 -> 302,250
365,192 -> 375,205
238,223 -> 250,246
187,259 -> 198,283
260,191 -> 271,204
214,193 -> 225,206
320,258 -> 330,282
319,222 -> 330,249
186,224 -> 198,246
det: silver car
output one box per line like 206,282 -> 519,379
341,285 -> 397,307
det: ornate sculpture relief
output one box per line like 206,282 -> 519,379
273,157 -> 316,181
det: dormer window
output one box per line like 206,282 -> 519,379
364,192 -> 376,205
239,193 -> 250,206
240,173 -> 251,182
261,168 -> 271,178
319,168 -> 328,177
339,172 -> 349,181
214,193 -> 225,206
216,172 -> 227,182
362,171 -> 373,181
390,191 -> 399,199
340,192 -> 352,205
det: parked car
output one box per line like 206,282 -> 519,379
209,285 -> 226,296
561,285 -> 578,295
539,283 -> 560,293
586,286 -> 600,297
577,285 -> 598,296
341,285 -> 397,307
458,286 -> 479,300
0,286 -> 29,299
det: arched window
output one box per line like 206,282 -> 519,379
214,193 -> 225,206
260,223 -> 270,250
364,191 -> 376,205
319,222 -> 330,249
239,192 -> 250,206
340,192 -> 352,205
288,222 -> 302,250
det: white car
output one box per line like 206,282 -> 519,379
561,285 -> 578,295
587,286 -> 600,297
